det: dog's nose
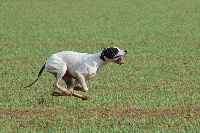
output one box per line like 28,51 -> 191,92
124,50 -> 127,54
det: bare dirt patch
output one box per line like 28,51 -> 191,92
1,108 -> 199,119
96,108 -> 200,119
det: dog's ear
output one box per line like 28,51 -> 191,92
102,47 -> 108,50
100,48 -> 108,61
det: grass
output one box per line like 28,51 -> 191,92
0,0 -> 200,132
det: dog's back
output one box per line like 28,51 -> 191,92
53,51 -> 92,73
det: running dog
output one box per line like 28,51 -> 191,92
25,47 -> 127,99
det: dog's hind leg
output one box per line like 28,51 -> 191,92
67,80 -> 80,91
62,73 -> 83,91
50,69 -> 87,100
62,73 -> 73,88
62,75 -> 87,99
45,54 -> 73,95
47,67 -> 72,95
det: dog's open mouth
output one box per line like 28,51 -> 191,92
114,56 -> 124,65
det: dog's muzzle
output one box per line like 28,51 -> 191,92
114,50 -> 127,65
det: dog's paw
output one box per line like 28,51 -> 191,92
63,90 -> 73,96
81,96 -> 88,100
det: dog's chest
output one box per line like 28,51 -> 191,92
87,66 -> 100,79
78,63 -> 99,79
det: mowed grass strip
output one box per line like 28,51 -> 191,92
0,0 -> 200,132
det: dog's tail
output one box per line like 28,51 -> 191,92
24,63 -> 46,88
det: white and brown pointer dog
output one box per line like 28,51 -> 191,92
25,47 -> 127,100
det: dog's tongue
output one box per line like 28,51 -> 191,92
115,56 -> 124,65
118,59 -> 124,65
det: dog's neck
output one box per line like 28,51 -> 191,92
89,52 -> 108,69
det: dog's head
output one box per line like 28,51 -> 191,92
100,47 -> 127,65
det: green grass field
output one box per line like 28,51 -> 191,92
1,0 -> 200,132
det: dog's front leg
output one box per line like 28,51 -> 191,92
66,80 -> 88,100
67,80 -> 79,92
75,72 -> 89,92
